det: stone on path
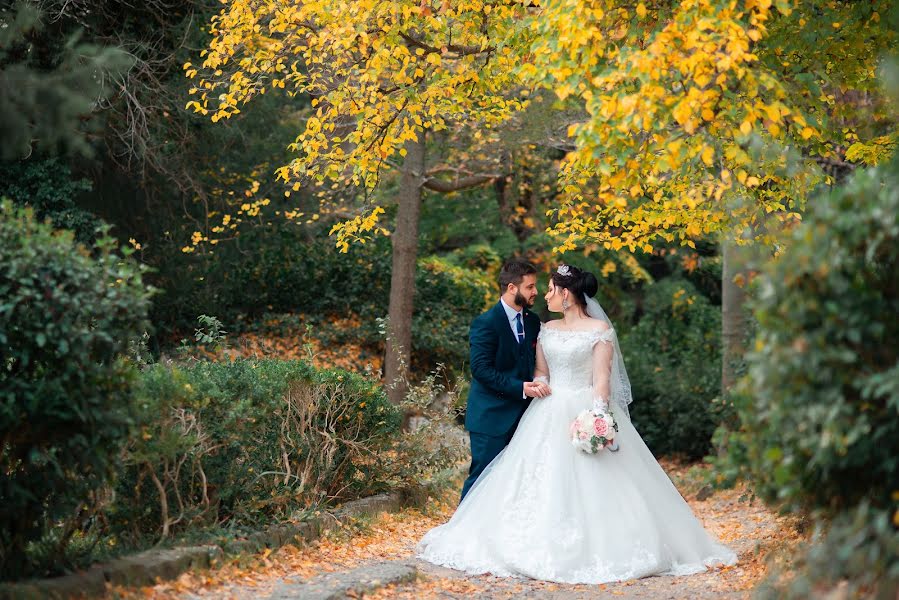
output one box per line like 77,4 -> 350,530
268,560 -> 418,600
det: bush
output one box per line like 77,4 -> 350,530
621,278 -> 725,459
0,158 -> 102,244
150,228 -> 491,373
0,201 -> 152,579
711,159 -> 899,598
110,358 -> 403,544
714,162 -> 899,518
410,256 -> 493,370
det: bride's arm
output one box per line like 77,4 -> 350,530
592,334 -> 614,408
534,338 -> 549,385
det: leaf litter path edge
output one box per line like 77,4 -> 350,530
117,461 -> 801,600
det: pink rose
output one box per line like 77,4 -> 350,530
579,432 -> 588,440
593,417 -> 608,437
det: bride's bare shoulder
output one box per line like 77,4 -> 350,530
543,319 -> 563,329
587,318 -> 611,332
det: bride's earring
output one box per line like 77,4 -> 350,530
562,296 -> 570,311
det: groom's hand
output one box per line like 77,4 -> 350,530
524,381 -> 551,398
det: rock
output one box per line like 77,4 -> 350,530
695,485 -> 714,501
269,561 -> 418,600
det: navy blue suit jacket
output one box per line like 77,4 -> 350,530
465,302 -> 541,436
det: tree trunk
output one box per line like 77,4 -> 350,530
721,238 -> 747,395
384,131 -> 425,406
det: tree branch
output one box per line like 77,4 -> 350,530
398,31 -> 494,58
422,174 -> 496,193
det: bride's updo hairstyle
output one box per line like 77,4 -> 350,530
551,264 -> 599,310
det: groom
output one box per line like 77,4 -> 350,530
461,260 -> 549,501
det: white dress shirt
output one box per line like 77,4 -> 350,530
500,298 -> 524,340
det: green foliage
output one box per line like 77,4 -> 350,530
0,2 -> 132,159
109,358 -> 402,544
193,314 -> 227,349
411,256 -> 492,371
714,161 -> 899,518
622,278 -> 725,459
371,363 -> 468,503
759,1 -> 898,164
0,158 -> 101,243
0,201 -> 152,579
151,227 -> 491,373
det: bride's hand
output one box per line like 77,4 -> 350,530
525,381 -> 551,398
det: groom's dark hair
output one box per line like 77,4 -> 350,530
499,259 -> 537,291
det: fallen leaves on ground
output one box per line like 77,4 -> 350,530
115,459 -> 805,599
112,502 -> 451,599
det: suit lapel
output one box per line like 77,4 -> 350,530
522,309 -> 539,341
522,309 -> 538,372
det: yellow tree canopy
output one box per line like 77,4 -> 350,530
525,0 -> 827,253
186,0 -> 537,249
188,0 -> 895,254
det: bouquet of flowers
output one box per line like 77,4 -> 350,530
570,404 -> 618,454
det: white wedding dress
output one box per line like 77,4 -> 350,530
417,322 -> 737,584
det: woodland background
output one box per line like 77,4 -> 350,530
1,1 -> 896,597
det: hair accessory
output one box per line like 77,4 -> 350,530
557,264 -> 571,276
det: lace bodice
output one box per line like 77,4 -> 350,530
537,326 -> 615,390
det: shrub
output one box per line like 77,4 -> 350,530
0,201 -> 152,578
714,163 -> 899,518
150,228 -> 491,374
411,256 -> 493,370
110,358 -> 402,543
711,159 -> 899,598
0,158 -> 101,244
621,278 -> 725,459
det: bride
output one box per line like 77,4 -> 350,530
417,264 -> 736,584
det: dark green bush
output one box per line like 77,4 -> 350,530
714,162 -> 899,517
0,201 -> 152,578
110,358 -> 402,544
621,278 -> 725,459
0,159 -> 101,244
150,228 -> 491,373
410,256 -> 493,370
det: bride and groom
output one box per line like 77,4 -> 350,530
417,260 -> 736,584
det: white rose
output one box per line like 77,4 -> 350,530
579,413 -> 594,429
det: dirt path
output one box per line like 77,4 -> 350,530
118,462 -> 799,599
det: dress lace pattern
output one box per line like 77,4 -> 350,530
416,324 -> 736,584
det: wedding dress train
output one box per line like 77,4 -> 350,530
417,326 -> 736,584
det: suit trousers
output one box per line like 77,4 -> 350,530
460,428 -> 517,502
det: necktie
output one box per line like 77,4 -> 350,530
515,313 -> 525,344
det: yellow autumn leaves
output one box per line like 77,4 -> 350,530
187,0 -> 828,254
187,0 -> 532,185
531,0 -> 820,252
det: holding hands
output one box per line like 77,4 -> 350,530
524,379 -> 552,398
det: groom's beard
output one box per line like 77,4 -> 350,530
514,290 -> 536,308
